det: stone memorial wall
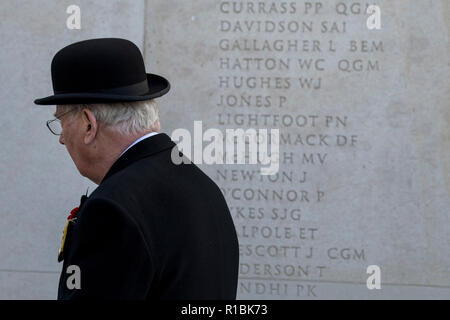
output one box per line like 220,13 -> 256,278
0,0 -> 448,299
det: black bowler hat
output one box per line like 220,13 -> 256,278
34,38 -> 170,105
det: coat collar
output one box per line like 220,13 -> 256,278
100,132 -> 176,184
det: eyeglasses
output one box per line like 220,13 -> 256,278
46,109 -> 77,136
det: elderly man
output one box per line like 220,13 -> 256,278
34,38 -> 239,300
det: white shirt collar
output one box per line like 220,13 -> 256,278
119,132 -> 160,157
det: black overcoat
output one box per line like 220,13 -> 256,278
57,133 -> 239,299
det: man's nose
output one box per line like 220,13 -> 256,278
59,134 -> 64,145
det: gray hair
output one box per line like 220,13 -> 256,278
58,99 -> 160,135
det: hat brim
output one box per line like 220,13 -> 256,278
34,73 -> 170,105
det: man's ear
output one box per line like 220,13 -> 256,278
81,108 -> 98,144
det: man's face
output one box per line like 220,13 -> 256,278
56,106 -> 87,176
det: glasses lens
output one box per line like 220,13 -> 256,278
48,120 -> 62,135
